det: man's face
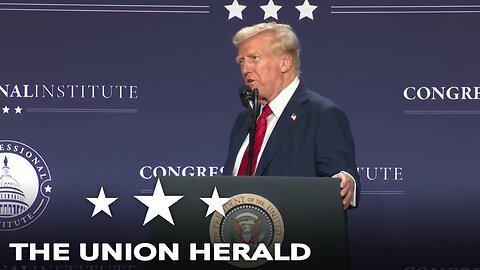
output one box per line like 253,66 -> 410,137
236,32 -> 288,104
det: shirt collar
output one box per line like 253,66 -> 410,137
264,77 -> 300,118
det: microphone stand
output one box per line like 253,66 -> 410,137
246,89 -> 259,176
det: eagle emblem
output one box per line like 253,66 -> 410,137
232,212 -> 264,244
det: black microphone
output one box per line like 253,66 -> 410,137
239,86 -> 260,176
239,85 -> 254,109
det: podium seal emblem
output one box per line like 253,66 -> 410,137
209,193 -> 284,268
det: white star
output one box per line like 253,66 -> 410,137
2,106 -> 10,114
225,0 -> 247,20
135,179 -> 183,226
295,0 -> 318,20
86,187 -> 118,217
44,185 -> 52,193
200,187 -> 230,217
14,106 -> 22,114
260,0 -> 282,20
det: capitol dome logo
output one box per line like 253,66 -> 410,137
0,140 -> 52,231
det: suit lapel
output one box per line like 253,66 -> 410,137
255,83 -> 309,175
226,111 -> 251,171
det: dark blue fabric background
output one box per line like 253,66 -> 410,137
1,0 -> 479,269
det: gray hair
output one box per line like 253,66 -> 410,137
233,22 -> 301,74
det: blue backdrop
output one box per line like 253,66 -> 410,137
1,0 -> 479,269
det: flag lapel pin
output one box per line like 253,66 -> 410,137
290,113 -> 297,121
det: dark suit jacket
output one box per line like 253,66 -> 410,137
223,82 -> 360,205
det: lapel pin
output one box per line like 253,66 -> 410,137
290,113 -> 297,121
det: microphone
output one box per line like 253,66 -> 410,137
239,85 -> 254,109
238,86 -> 260,176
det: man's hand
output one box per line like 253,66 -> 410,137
332,171 -> 354,210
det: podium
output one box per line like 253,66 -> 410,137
148,176 -> 350,269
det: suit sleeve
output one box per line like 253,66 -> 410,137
314,105 -> 360,182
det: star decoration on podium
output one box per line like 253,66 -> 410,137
200,187 -> 230,217
135,179 -> 183,226
86,187 -> 118,217
260,0 -> 282,20
2,106 -> 10,114
295,0 -> 318,20
225,0 -> 246,20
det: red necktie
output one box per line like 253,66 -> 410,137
237,104 -> 273,176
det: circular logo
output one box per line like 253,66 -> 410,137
0,140 -> 53,231
209,193 -> 284,268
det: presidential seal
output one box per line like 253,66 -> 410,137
0,140 -> 53,231
209,193 -> 284,268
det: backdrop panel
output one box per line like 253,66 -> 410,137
1,1 -> 479,269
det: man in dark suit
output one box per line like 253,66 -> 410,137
223,22 -> 360,209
